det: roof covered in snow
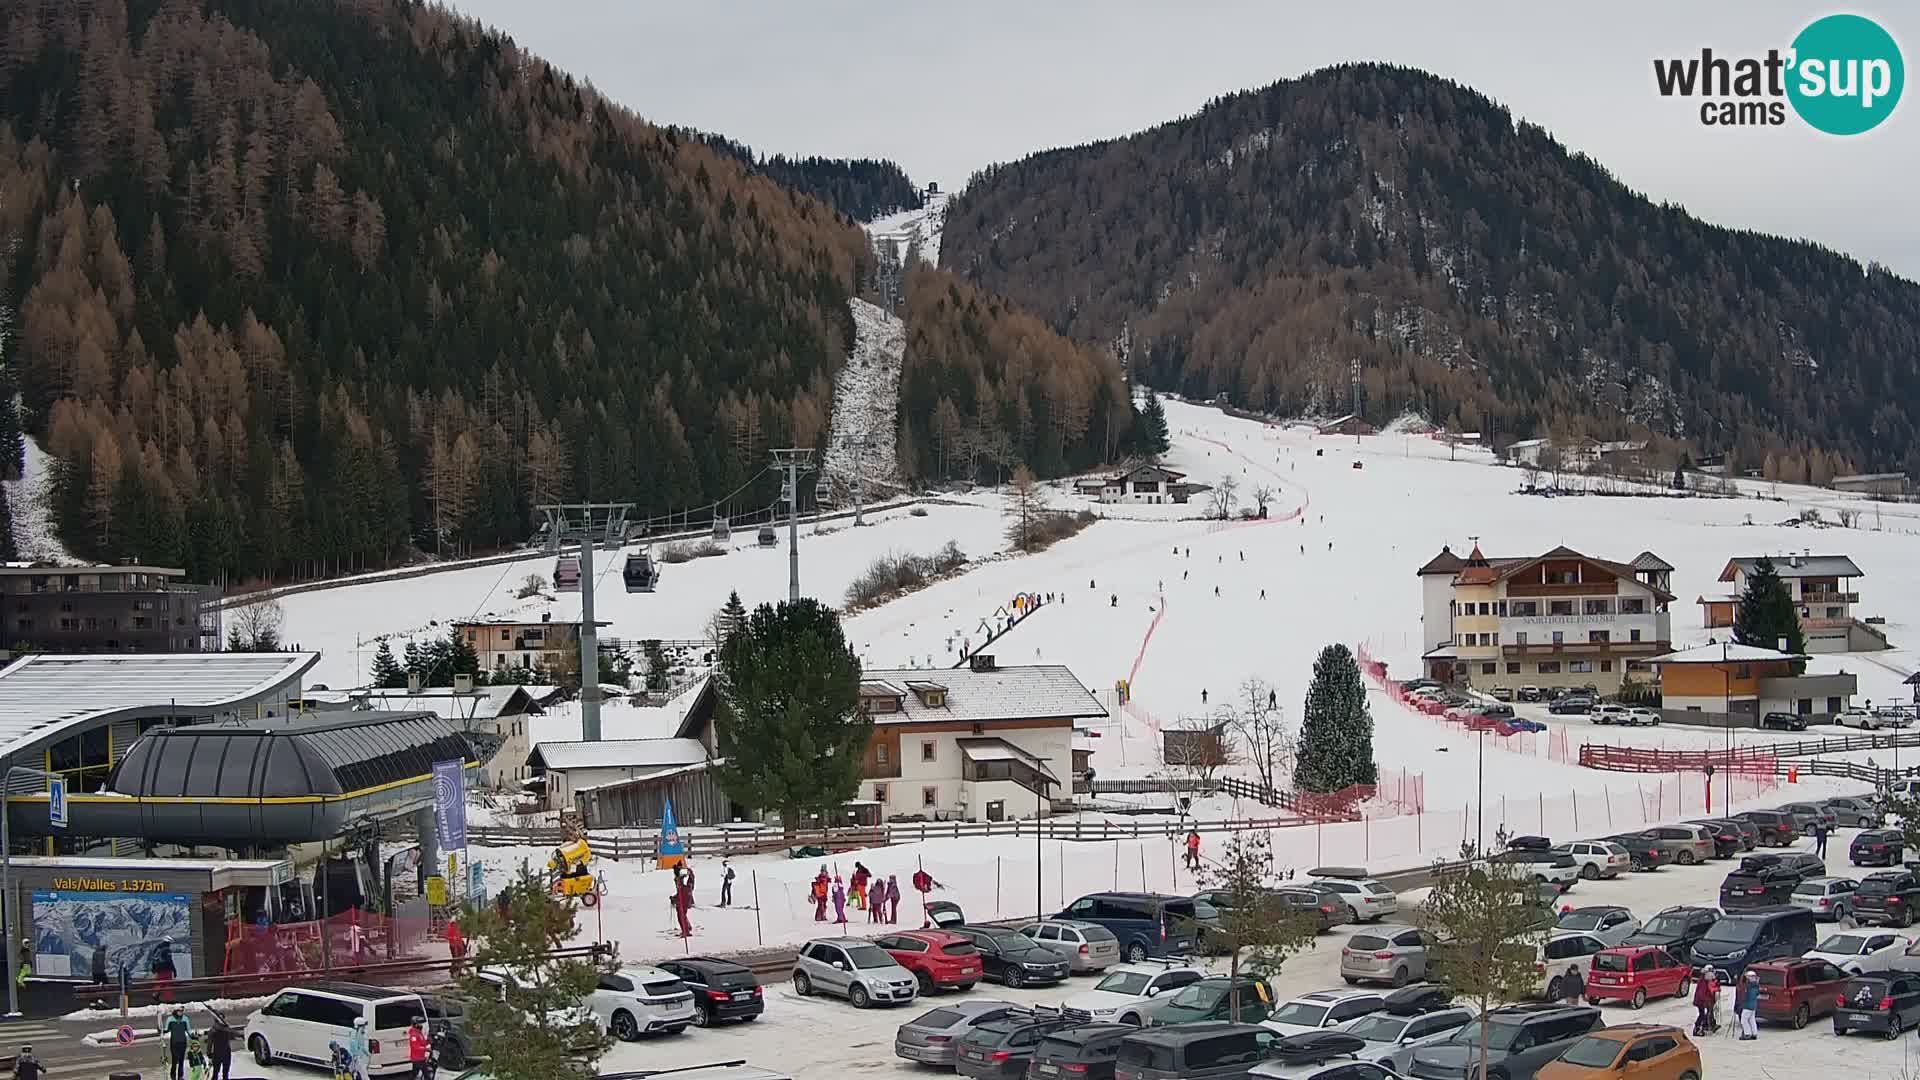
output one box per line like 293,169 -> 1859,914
861,664 -> 1105,726
1720,555 -> 1864,581
530,736 -> 709,772
1646,642 -> 1808,665
354,685 -> 542,722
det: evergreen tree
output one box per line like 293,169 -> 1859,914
719,591 -> 748,644
440,626 -> 481,686
642,640 -> 670,692
402,639 -> 425,685
1137,393 -> 1171,458
712,598 -> 868,826
369,640 -> 406,689
454,870 -> 610,1080
1294,643 -> 1378,793
1732,556 -> 1807,669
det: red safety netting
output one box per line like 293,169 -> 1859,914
223,901 -> 434,977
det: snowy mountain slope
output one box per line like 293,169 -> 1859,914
867,188 -> 948,267
1,431 -> 80,564
821,298 -> 905,497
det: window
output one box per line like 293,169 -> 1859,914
876,744 -> 890,765
1551,631 -> 1564,644
1481,663 -> 1496,675
1492,634 -> 1500,646
922,786 -> 938,807
1477,633 -> 1491,646
1569,661 -> 1593,673
1600,660 -> 1613,673
1827,607 -> 1843,618
58,617 -> 78,631
921,740 -> 936,762
1539,661 -> 1562,674
1734,664 -> 1752,678
1629,629 -> 1642,642
1619,598 -> 1646,614
13,619 -> 30,633
375,1000 -> 428,1029
1550,600 -> 1574,616
1828,697 -> 1843,714
58,600 -> 73,613
1506,663 -> 1521,674
1495,601 -> 1508,616
1588,630 -> 1610,643
1584,599 -> 1612,615
500,628 -> 511,640
873,783 -> 888,802
1511,601 -> 1539,617
84,616 -> 98,630
1478,603 -> 1490,615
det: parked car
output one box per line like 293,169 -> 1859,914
1591,704 -> 1630,726
1491,686 -> 1515,702
1779,801 -> 1840,833
894,1000 -> 1019,1068
1404,1004 -> 1603,1080
1553,906 -> 1641,947
1876,705 -> 1916,729
1060,961 -> 1209,1025
1246,1031 -> 1380,1080
1534,935 -> 1611,1001
874,930 -> 984,992
1549,695 -> 1593,716
1771,805 -> 1823,837
1142,975 -> 1275,1027
1262,988 -> 1389,1036
1732,810 -> 1800,846
1018,919 -> 1122,973
1058,893 -> 1200,961
1601,832 -> 1670,871
1508,835 -> 1553,852
1550,842 -> 1630,881
1717,817 -> 1762,851
1747,957 -> 1850,1029
1028,1022 -> 1133,1080
1623,707 -> 1662,727
1305,872 -> 1400,923
1851,870 -> 1920,928
791,939 -> 920,1008
1823,796 -> 1883,828
1274,886 -> 1353,932
1779,852 -> 1831,880
1789,876 -> 1860,922
1337,1004 -> 1474,1074
1683,819 -> 1744,859
587,965 -> 696,1040
1852,828 -> 1907,867
1339,924 -> 1431,987
1582,947 -> 1690,1010
656,957 -> 764,1027
1837,705 -> 1881,729
1688,907 -> 1818,977
1762,710 -> 1810,731
945,927 -> 1071,988
1646,824 -> 1716,866
953,1007 -> 1077,1079
1720,857 -> 1802,910
1497,849 -> 1580,889
1623,906 -> 1721,963
1833,971 -> 1920,1038
1113,1021 -> 1284,1080
1536,1023 -> 1701,1080
1804,929 -> 1912,974
246,983 -> 481,1075
1517,686 -> 1543,702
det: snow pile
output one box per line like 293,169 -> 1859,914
821,297 -> 905,497
2,431 -> 81,563
867,188 -> 949,268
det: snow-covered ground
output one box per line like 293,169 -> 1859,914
2,430 -> 81,563
820,297 -> 905,498
867,189 -> 949,267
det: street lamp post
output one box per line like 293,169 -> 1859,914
1476,728 -> 1487,855
1,761 -> 62,1018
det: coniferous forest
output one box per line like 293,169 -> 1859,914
685,131 -> 924,222
944,64 -> 1920,479
0,0 -> 1117,583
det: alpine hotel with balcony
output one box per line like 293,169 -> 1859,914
1418,544 -> 1675,695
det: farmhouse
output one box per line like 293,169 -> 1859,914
1698,553 -> 1889,652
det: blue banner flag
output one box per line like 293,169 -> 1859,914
433,759 -> 467,851
657,796 -> 686,868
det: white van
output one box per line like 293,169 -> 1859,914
244,982 -> 431,1075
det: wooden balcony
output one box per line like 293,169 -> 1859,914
1799,591 -> 1859,605
1501,640 -> 1666,657
1505,580 -> 1618,597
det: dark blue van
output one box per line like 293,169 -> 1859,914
1057,892 -> 1197,961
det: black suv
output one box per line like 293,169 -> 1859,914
1734,810 -> 1800,846
1851,829 -> 1908,867
1030,1023 -> 1131,1080
1550,694 -> 1593,715
1623,905 -> 1721,963
1721,855 -> 1802,910
656,956 -> 764,1025
1603,832 -> 1669,871
954,1008 -> 1077,1078
1762,711 -> 1809,731
1852,871 -> 1920,928
1687,819 -> 1745,859
1405,1004 -> 1603,1079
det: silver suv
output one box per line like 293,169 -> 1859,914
791,939 -> 919,1008
1647,824 -> 1716,866
1339,924 -> 1431,987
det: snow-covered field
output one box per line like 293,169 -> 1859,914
867,188 -> 949,268
2,432 -> 81,564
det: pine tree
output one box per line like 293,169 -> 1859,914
441,626 -> 480,686
716,590 -> 747,644
642,640 -> 670,692
401,639 -> 424,685
1732,556 -> 1806,669
1294,643 -> 1378,793
369,639 -> 405,688
453,870 -> 610,1080
1137,393 -> 1171,458
712,598 -> 868,826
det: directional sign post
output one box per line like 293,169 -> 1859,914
47,776 -> 67,830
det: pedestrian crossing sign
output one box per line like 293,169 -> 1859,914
47,776 -> 67,829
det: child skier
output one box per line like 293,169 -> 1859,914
330,1042 -> 353,1080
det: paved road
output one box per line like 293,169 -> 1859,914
0,1015 -> 156,1077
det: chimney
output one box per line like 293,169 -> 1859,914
970,653 -> 997,673
1788,552 -> 1803,568
454,673 -> 474,694
407,672 -> 423,693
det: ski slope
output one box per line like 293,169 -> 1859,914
820,297 -> 905,496
867,188 -> 949,267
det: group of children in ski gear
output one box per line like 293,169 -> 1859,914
811,865 -> 905,923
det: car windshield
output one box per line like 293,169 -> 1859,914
1817,935 -> 1872,955
1557,1036 -> 1623,1068
1449,1021 -> 1524,1051
1701,920 -> 1761,945
845,945 -> 896,969
1163,982 -> 1227,1012
1557,912 -> 1606,931
1270,1002 -> 1332,1027
1343,1015 -> 1410,1043
1192,900 -> 1221,920
1641,914 -> 1693,936
1093,971 -> 1152,995
994,935 -> 1037,953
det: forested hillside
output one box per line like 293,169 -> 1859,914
944,63 -> 1920,479
0,0 -> 1124,581
689,132 -> 923,222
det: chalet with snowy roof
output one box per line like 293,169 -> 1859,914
851,657 -> 1106,821
1317,414 -> 1376,437
1095,464 -> 1190,505
1831,472 -> 1912,497
1416,543 -> 1674,693
1648,641 -> 1857,725
453,615 -> 611,673
1698,553 -> 1888,653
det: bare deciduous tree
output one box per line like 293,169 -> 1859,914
1208,474 -> 1240,520
1226,677 -> 1295,798
1005,464 -> 1048,551
229,596 -> 285,651
1249,483 -> 1275,518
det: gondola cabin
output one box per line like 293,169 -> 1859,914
711,515 -> 731,541
815,477 -> 834,507
553,555 -> 582,592
757,525 -> 777,548
622,551 -> 658,593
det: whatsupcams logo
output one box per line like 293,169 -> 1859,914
1653,13 -> 1904,133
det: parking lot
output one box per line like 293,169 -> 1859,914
587,822 -> 1920,1079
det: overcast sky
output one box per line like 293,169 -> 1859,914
450,1 -> 1918,278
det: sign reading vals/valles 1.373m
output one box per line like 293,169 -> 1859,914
50,877 -> 171,893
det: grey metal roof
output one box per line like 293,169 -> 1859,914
1630,551 -> 1676,572
0,651 -> 318,759
111,710 -> 476,797
531,736 -> 708,772
1726,555 -> 1865,579
862,664 -> 1105,725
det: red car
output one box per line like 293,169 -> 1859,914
1584,946 -> 1691,1009
1749,957 -> 1850,1028
875,930 -> 982,992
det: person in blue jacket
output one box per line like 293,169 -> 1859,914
1739,970 -> 1760,1040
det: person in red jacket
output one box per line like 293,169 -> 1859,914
444,919 -> 466,977
407,1017 -> 431,1079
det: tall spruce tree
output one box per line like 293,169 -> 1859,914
712,598 -> 868,827
1294,643 -> 1378,793
1732,556 -> 1806,669
442,626 -> 481,685
1137,393 -> 1171,458
369,640 -> 406,688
